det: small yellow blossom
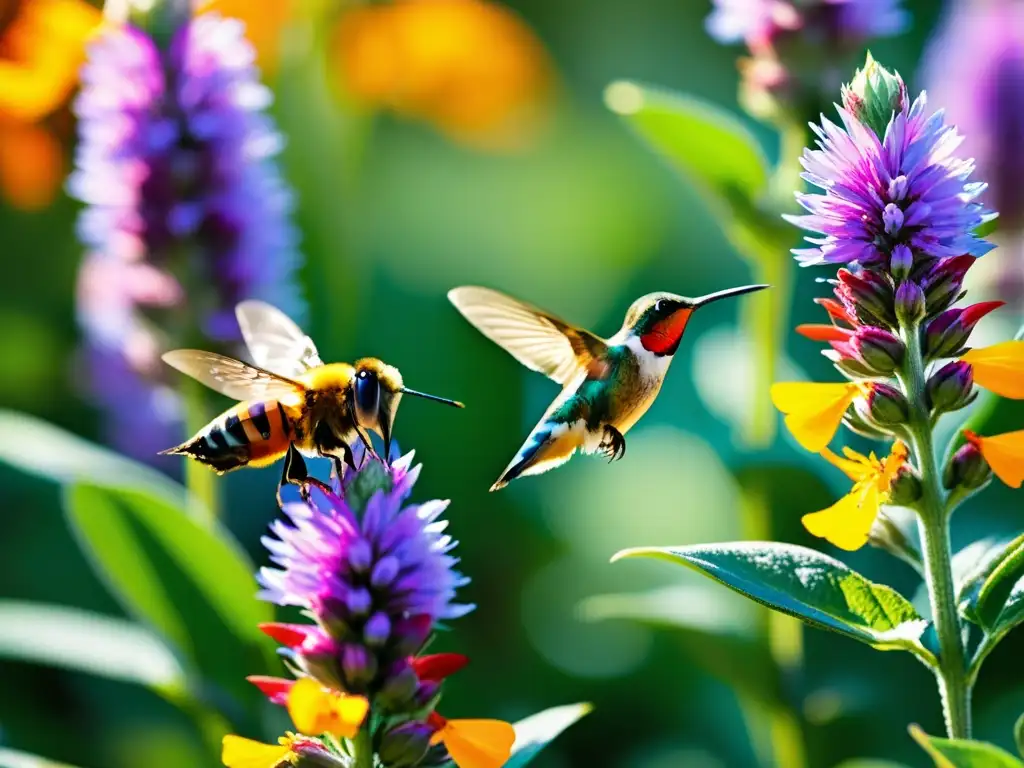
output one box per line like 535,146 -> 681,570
964,430 -> 1024,489
802,442 -> 909,551
222,733 -> 304,768
962,341 -> 1024,400
429,714 -> 516,768
770,381 -> 862,453
286,677 -> 369,739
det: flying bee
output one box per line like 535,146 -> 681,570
160,301 -> 464,497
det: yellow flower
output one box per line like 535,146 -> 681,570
802,442 -> 909,551
964,430 -> 1024,489
962,341 -> 1024,400
332,0 -> 551,148
222,679 -> 369,767
770,381 -> 862,453
0,0 -> 99,209
429,713 -> 516,768
197,0 -> 293,75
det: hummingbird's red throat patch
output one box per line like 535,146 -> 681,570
641,308 -> 693,354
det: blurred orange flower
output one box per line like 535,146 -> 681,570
333,0 -> 551,149
197,0 -> 293,74
0,0 -> 99,210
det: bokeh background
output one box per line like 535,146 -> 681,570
2,1 -> 1023,767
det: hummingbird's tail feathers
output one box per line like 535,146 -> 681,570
489,420 -> 583,491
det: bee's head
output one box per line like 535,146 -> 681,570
352,359 -> 463,461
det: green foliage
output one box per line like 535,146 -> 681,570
505,702 -> 592,768
0,748 -> 84,768
1015,714 -> 1024,760
612,543 -> 934,661
910,724 -> 1024,767
603,80 -> 789,264
63,483 -> 276,710
970,535 -> 1024,632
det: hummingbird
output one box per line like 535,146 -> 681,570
448,283 -> 769,491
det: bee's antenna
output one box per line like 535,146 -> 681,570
401,388 -> 465,408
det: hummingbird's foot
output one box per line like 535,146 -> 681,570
598,425 -> 626,463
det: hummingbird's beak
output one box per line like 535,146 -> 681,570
692,284 -> 770,309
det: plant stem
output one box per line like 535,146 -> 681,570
352,726 -> 373,768
899,322 -> 971,738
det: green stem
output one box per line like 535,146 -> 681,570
181,378 -> 218,523
352,726 -> 373,768
899,322 -> 971,738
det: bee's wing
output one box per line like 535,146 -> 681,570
162,350 -> 306,401
448,286 -> 608,385
235,300 -> 324,377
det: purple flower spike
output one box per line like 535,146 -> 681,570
258,455 -> 473,706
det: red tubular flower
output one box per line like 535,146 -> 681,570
411,653 -> 470,682
246,675 -> 295,705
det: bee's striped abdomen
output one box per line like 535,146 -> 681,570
164,399 -> 294,473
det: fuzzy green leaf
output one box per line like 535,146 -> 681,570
1015,714 -> 1024,760
972,535 -> 1024,631
504,702 -> 592,768
64,483 -> 275,705
613,542 -> 932,660
910,724 -> 1024,767
604,80 -> 787,264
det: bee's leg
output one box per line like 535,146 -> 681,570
598,425 -> 626,463
325,442 -> 355,485
353,425 -> 381,463
279,444 -> 308,505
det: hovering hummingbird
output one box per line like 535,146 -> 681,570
449,283 -> 769,490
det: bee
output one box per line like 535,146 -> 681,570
160,301 -> 463,497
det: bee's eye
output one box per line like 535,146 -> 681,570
354,370 -> 380,427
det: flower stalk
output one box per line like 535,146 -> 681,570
899,320 -> 971,738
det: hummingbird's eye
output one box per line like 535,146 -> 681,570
654,299 -> 665,313
354,370 -> 380,427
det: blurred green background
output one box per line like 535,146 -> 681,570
3,1 -> 1024,766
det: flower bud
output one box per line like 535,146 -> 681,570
926,361 -> 975,414
887,466 -> 923,506
295,745 -> 351,768
894,280 -> 926,325
363,612 -> 391,648
868,508 -> 921,567
864,383 -> 909,426
378,722 -> 434,768
890,244 -> 914,281
921,255 -> 976,315
851,327 -> 904,374
341,643 -> 378,691
288,648 -> 344,691
413,680 -> 442,709
841,53 -> 908,138
828,352 -> 880,379
844,404 -> 890,439
924,301 -> 1005,359
391,615 -> 433,657
943,442 -> 992,492
377,661 -> 420,710
836,268 -> 897,328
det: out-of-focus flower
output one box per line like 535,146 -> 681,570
197,0 -> 293,75
427,712 -> 516,768
770,381 -> 862,452
706,0 -> 908,124
963,430 -> 1024,488
70,12 -> 303,463
332,0 -> 551,148
922,0 -> 1024,233
0,0 -> 100,209
962,340 -> 1024,398
802,442 -> 909,550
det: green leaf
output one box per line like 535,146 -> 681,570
1015,713 -> 1024,760
0,601 -> 183,691
834,761 -> 913,768
604,80 -> 787,264
910,724 -> 1024,767
0,409 -> 188,509
504,702 -> 592,768
613,542 -> 933,660
64,483 -> 275,705
955,537 -> 1019,609
0,748 -> 85,768
973,535 -> 1024,630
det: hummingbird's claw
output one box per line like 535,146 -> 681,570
598,425 -> 626,463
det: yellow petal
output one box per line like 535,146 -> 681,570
221,735 -> 291,768
801,483 -> 880,551
962,341 -> 1024,400
771,382 -> 859,453
971,431 -> 1024,489
439,720 -> 516,768
286,678 -> 368,739
821,447 -> 874,483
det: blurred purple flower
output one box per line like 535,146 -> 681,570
258,455 -> 472,707
922,0 -> 1024,232
785,93 -> 993,268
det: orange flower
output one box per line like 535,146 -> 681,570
961,341 -> 1024,400
197,0 -> 293,75
802,442 -> 909,551
332,0 -> 551,148
964,430 -> 1024,489
428,712 -> 516,768
770,381 -> 863,453
0,0 -> 99,209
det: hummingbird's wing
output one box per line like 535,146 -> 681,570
448,286 -> 608,386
